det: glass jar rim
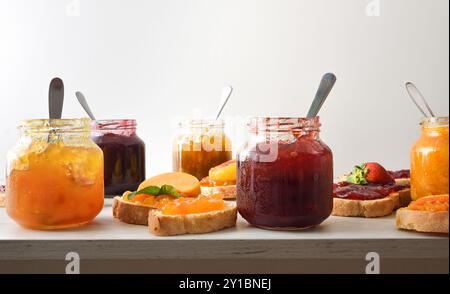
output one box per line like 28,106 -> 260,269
178,118 -> 226,128
91,119 -> 137,130
421,116 -> 449,128
248,116 -> 321,132
18,118 -> 91,133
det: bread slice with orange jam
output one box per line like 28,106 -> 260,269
113,172 -> 200,225
113,172 -> 238,235
200,160 -> 237,200
396,195 -> 449,234
112,196 -> 155,225
149,200 -> 237,236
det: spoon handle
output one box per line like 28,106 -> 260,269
76,92 -> 96,120
307,73 -> 337,118
49,78 -> 64,119
215,85 -> 233,121
405,82 -> 435,117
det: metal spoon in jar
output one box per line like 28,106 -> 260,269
49,78 -> 64,120
75,91 -> 96,120
306,73 -> 337,118
48,78 -> 64,142
215,85 -> 233,121
405,82 -> 436,118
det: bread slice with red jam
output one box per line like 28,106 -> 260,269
332,163 -> 411,218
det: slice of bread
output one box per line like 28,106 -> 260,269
200,185 -> 236,200
332,189 -> 411,218
396,208 -> 449,234
148,201 -> 237,236
0,192 -> 5,207
112,196 -> 155,226
0,184 -> 5,207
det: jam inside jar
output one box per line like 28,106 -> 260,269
172,119 -> 232,180
91,120 -> 146,197
6,119 -> 104,230
411,117 -> 449,200
237,117 -> 333,230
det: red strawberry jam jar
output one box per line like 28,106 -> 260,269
91,120 -> 146,197
237,117 -> 333,230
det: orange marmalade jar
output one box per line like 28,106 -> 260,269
411,117 -> 449,200
6,119 -> 104,229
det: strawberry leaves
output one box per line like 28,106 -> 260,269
347,163 -> 369,185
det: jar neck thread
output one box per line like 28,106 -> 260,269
248,117 -> 321,136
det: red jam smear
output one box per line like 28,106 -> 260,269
333,181 -> 410,200
238,136 -> 333,229
388,169 -> 410,179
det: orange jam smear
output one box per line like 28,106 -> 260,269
122,191 -> 174,207
408,195 -> 449,212
200,177 -> 236,187
200,160 -> 237,187
159,194 -> 225,215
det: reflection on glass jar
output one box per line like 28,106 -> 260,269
237,117 -> 333,230
91,120 -> 146,197
6,119 -> 104,230
411,117 -> 449,200
173,119 -> 232,180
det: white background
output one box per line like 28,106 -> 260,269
0,0 -> 448,179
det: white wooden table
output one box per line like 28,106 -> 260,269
0,201 -> 448,274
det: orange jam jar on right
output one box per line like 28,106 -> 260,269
411,117 -> 449,200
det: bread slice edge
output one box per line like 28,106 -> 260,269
112,196 -> 154,226
200,185 -> 236,200
396,208 -> 449,234
332,189 -> 411,218
148,201 -> 238,236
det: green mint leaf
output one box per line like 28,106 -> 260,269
159,185 -> 181,198
127,184 -> 181,200
128,186 -> 161,200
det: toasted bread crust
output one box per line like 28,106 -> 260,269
332,189 -> 411,218
148,202 -> 237,236
200,185 -> 236,200
394,178 -> 411,186
112,196 -> 154,226
396,208 -> 449,234
0,192 -> 5,208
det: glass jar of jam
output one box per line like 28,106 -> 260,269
237,117 -> 333,230
6,119 -> 104,230
91,120 -> 146,197
411,117 -> 449,200
173,119 -> 232,180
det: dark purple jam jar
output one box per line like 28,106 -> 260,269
91,120 -> 146,197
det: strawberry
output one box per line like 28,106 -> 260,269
347,162 -> 395,185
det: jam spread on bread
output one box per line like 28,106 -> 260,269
333,181 -> 410,200
200,177 -> 236,187
388,170 -> 410,179
334,164 -> 411,201
158,194 -> 226,215
408,195 -> 449,212
201,160 -> 237,187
